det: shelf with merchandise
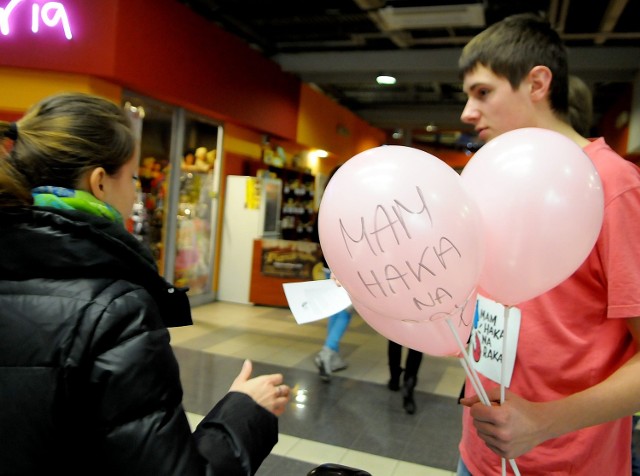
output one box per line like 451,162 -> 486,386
268,165 -> 316,241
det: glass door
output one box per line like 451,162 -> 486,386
172,113 -> 222,301
122,93 -> 177,276
122,93 -> 223,304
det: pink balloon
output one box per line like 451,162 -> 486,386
319,145 -> 484,322
460,128 -> 604,305
351,291 -> 477,357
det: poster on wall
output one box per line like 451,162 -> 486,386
261,239 -> 323,279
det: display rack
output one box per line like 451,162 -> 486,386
268,165 -> 315,241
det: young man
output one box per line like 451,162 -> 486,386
457,14 -> 640,475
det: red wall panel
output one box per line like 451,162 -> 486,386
0,0 -> 300,140
111,0 -> 300,140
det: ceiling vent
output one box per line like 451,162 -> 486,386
377,4 -> 485,30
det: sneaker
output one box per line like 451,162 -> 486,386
315,347 -> 333,382
329,351 -> 348,372
314,347 -> 349,382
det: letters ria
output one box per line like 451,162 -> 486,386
1,0 -> 73,40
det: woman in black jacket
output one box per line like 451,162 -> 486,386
0,92 -> 290,475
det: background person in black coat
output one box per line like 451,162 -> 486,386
0,92 -> 290,475
387,340 -> 423,415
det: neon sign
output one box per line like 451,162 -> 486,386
1,0 -> 72,39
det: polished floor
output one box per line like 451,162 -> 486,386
169,301 -> 467,476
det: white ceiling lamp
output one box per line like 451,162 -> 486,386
376,74 -> 397,85
377,4 -> 485,30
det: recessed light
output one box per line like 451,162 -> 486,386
376,75 -> 396,85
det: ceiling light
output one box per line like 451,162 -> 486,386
376,74 -> 396,85
308,149 -> 328,160
378,4 -> 485,30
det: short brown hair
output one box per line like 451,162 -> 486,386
459,13 -> 569,116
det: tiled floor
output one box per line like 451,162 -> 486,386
170,301 -> 467,476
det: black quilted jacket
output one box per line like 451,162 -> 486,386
0,207 -> 277,475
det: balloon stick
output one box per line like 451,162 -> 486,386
446,315 -> 521,476
501,306 -> 521,476
446,317 -> 489,405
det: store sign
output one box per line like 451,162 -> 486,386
1,0 -> 73,39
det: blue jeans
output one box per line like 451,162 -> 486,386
456,458 -> 472,476
323,267 -> 352,352
325,308 -> 352,352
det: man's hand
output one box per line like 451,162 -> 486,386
460,387 -> 554,459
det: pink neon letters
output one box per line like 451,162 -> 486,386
1,0 -> 72,39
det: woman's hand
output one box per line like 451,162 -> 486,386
229,360 -> 291,416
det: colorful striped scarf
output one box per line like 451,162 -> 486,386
32,186 -> 122,223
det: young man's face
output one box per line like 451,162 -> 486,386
461,64 -> 535,143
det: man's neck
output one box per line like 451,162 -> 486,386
533,111 -> 591,148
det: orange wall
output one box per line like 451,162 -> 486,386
0,67 -> 123,114
297,84 -> 385,162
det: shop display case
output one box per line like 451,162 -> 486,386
123,92 -> 223,305
125,97 -> 174,272
174,115 -> 220,296
268,166 -> 316,241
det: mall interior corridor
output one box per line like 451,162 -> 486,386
170,301 -> 467,476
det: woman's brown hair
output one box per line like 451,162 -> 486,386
0,92 -> 135,207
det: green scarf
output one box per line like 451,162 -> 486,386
32,186 -> 123,223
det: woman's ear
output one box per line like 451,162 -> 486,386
88,167 -> 107,200
528,65 -> 552,104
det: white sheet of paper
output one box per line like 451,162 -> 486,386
283,279 -> 352,324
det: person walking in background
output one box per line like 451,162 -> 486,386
312,164 -> 353,383
0,92 -> 290,475
315,298 -> 353,382
387,340 -> 423,414
456,13 -> 640,476
568,74 -> 593,137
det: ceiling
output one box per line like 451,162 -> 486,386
178,0 -> 640,149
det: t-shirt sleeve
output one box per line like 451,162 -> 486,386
586,141 -> 640,318
596,160 -> 640,318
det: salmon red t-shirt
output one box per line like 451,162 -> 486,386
459,138 -> 640,475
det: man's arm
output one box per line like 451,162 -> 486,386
463,316 -> 640,459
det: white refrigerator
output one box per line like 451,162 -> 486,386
218,175 -> 282,304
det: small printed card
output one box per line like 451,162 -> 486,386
469,294 -> 521,387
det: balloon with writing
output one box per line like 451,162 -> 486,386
352,291 -> 477,356
460,128 -> 604,305
319,145 -> 484,322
